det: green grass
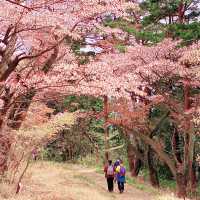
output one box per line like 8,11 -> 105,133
138,168 -> 149,181
188,184 -> 200,199
95,165 -> 104,174
197,185 -> 200,197
77,154 -> 104,168
104,19 -> 136,35
126,176 -> 158,193
115,44 -> 127,53
159,179 -> 176,190
104,18 -> 164,44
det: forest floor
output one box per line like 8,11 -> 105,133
0,161 -> 192,200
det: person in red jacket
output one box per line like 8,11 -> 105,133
104,160 -> 114,192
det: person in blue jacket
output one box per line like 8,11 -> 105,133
115,159 -> 126,193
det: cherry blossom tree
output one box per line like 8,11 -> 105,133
0,0 -> 138,179
36,38 -> 200,198
1,1 -> 199,198
71,39 -> 199,198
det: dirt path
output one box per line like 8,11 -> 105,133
0,161 -> 169,200
71,165 -> 155,200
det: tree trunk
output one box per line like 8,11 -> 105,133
131,158 -> 142,177
188,133 -> 197,193
178,2 -> 185,24
172,126 -> 182,163
0,132 -> 11,175
0,88 -> 14,174
198,166 -> 200,183
7,88 -> 36,129
0,89 -> 36,175
147,147 -> 159,187
95,145 -> 99,164
189,162 -> 197,192
104,96 -> 109,161
176,173 -> 187,198
127,141 -> 142,177
0,87 -> 15,129
0,47 -> 59,176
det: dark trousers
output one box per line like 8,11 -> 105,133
117,181 -> 124,192
107,177 -> 114,191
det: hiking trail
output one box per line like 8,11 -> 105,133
1,161 -> 178,200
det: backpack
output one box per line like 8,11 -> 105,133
107,165 -> 114,176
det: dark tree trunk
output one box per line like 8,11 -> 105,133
176,173 -> 187,198
189,162 -> 197,192
198,166 -> 200,183
7,88 -> 36,129
147,147 -> 159,187
178,2 -> 185,24
0,87 -> 16,174
0,87 -> 15,129
127,141 -> 142,177
131,158 -> 142,177
0,133 -> 11,175
0,89 -> 35,175
104,96 -> 109,161
172,126 -> 182,163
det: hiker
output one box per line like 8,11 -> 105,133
115,159 -> 126,193
114,159 -> 120,171
113,159 -> 120,182
104,160 -> 115,192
